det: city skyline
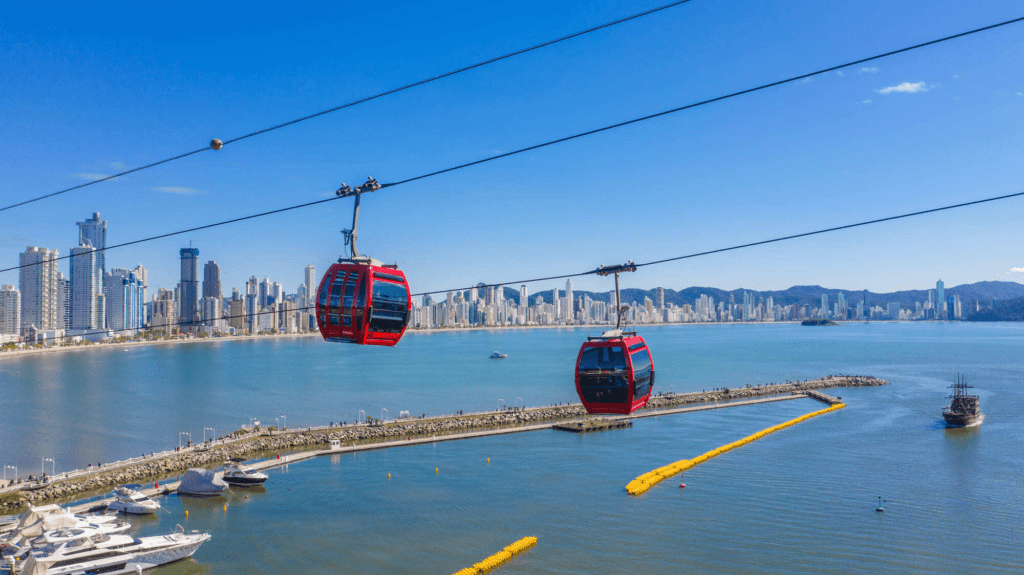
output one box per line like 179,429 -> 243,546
3,2 -> 1024,297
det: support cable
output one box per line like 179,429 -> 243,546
2,16 -> 1022,278
0,0 -> 697,213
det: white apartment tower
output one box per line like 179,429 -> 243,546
77,213 -> 107,287
0,285 -> 20,335
305,265 -> 316,305
19,246 -> 60,334
70,244 -> 103,330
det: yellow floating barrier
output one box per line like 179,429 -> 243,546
626,404 -> 845,495
452,536 -> 538,575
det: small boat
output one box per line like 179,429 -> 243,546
943,374 -> 982,428
107,484 -> 161,515
489,351 -> 508,359
176,468 -> 228,497
221,459 -> 268,487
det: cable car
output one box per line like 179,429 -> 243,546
573,261 -> 654,414
575,331 -> 654,414
314,177 -> 412,346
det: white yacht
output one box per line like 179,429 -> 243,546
1,505 -> 128,545
221,460 -> 268,487
13,526 -> 210,575
106,485 -> 161,515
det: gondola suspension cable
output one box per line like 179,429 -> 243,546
3,15 -> 1023,278
21,186 -> 1024,343
0,0 -> 698,214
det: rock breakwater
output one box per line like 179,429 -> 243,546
2,375 -> 886,512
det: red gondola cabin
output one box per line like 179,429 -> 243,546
574,333 -> 654,414
315,262 -> 411,346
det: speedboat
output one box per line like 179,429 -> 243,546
489,351 -> 508,359
107,484 -> 161,515
221,460 -> 268,487
12,525 -> 210,574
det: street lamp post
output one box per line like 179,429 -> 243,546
179,432 -> 191,448
381,408 -> 388,422
4,465 -> 16,483
358,410 -> 366,424
204,427 -> 216,443
515,396 -> 523,409
274,418 -> 279,433
497,398 -> 504,411
42,457 -> 55,477
280,415 -> 286,430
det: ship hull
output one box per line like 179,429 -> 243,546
942,412 -> 982,428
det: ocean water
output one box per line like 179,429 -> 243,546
2,323 -> 1023,573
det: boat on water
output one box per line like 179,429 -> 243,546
489,351 -> 508,359
1,505 -> 125,541
176,468 -> 228,497
106,484 -> 161,515
221,459 -> 268,487
7,525 -> 209,574
943,374 -> 982,428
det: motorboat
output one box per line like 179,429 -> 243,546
221,460 -> 268,487
489,351 -> 508,359
176,468 -> 228,497
106,484 -> 161,515
1,505 -> 125,543
11,525 -> 210,574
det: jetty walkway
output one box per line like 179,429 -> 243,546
1,375 -> 886,512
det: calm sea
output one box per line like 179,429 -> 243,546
2,323 -> 1022,573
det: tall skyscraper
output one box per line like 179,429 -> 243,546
77,213 -> 107,287
0,285 -> 20,335
520,285 -> 528,308
936,279 -> 946,319
56,272 -> 70,330
19,247 -> 59,334
104,268 -> 144,332
821,294 -> 830,319
565,279 -> 574,319
655,287 -> 665,310
203,261 -> 222,300
70,244 -> 103,329
304,265 -> 316,305
179,247 -> 201,327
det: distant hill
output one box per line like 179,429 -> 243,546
966,295 -> 1024,321
480,281 -> 1024,310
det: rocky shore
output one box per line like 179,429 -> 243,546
0,375 -> 886,512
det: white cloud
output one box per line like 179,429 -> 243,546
1017,92 -> 1023,96
860,67 -> 879,73
861,99 -> 872,104
876,82 -> 927,94
1011,267 -> 1024,273
153,186 -> 201,195
835,70 -> 845,77
72,173 -> 111,181
799,77 -> 813,84
107,161 -> 127,170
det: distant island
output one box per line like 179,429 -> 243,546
801,319 -> 837,326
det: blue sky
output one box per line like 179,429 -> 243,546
2,0 -> 1023,299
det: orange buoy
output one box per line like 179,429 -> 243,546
679,483 -> 686,488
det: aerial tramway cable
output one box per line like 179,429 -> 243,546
0,0 -> 698,214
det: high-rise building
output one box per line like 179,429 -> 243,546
178,248 -> 201,328
0,285 -> 21,335
104,268 -> 144,332
520,285 -> 528,309
305,265 -> 316,305
259,276 -> 271,307
565,279 -> 574,319
821,294 -> 830,319
70,244 -> 103,330
936,279 -> 946,320
77,213 -> 107,288
655,287 -> 665,310
203,261 -> 222,300
19,247 -> 60,334
56,272 -> 70,330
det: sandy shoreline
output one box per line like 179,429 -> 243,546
0,332 -> 322,362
